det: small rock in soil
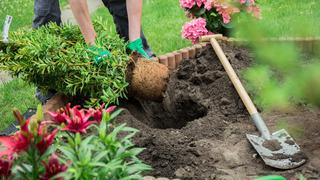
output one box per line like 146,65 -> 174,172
174,167 -> 194,178
291,152 -> 308,163
143,176 -> 156,180
285,139 -> 295,145
222,149 -> 243,168
215,71 -> 224,78
156,178 -> 169,180
220,97 -> 231,105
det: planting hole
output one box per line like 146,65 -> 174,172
121,97 -> 208,129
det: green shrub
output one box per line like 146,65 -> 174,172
0,19 -> 130,106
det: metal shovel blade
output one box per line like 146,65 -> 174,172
247,129 -> 307,170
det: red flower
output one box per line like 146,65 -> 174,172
0,157 -> 13,179
36,128 -> 58,155
41,154 -> 67,180
106,106 -> 116,113
46,103 -> 76,125
62,107 -> 95,134
0,120 -> 58,156
47,111 -> 67,125
0,120 -> 32,157
89,104 -> 116,123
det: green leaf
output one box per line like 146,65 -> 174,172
75,132 -> 81,146
59,146 -> 77,162
126,163 -> 152,175
93,151 -> 109,163
110,109 -> 123,120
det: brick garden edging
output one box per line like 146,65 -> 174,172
151,43 -> 208,71
154,36 -> 320,71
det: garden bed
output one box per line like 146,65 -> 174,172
116,41 -> 320,179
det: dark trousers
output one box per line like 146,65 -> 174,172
101,0 -> 151,52
33,0 -> 151,51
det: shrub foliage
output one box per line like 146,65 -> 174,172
0,20 -> 130,106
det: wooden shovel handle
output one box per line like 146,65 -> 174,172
210,38 -> 258,115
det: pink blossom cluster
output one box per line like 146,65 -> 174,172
182,18 -> 209,44
238,0 -> 256,4
180,0 -> 213,10
205,0 -> 240,24
237,0 -> 260,18
180,0 -> 261,43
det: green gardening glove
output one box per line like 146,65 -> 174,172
127,38 -> 151,59
87,46 -> 111,65
252,175 -> 286,180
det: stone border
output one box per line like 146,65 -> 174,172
154,36 -> 320,71
151,43 -> 208,71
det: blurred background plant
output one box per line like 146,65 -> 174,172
233,0 -> 320,110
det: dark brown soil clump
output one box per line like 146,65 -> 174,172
267,152 -> 307,164
117,41 -> 320,179
291,152 -> 308,163
285,139 -> 295,145
263,139 -> 282,151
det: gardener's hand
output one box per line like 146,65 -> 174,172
86,46 -> 111,65
127,38 -> 151,60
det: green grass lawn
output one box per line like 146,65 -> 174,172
0,0 -> 68,30
257,0 -> 320,37
0,79 -> 38,129
0,0 -> 68,130
0,0 -> 319,130
0,0 -> 34,30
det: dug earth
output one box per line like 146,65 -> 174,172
116,41 -> 320,179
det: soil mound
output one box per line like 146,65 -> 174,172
117,41 -> 320,179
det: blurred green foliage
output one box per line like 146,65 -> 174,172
234,2 -> 320,110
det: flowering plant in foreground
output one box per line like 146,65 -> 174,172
0,104 -> 151,179
180,0 -> 261,43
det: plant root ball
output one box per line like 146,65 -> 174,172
128,58 -> 170,101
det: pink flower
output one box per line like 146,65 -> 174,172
204,0 -> 213,10
195,0 -> 206,7
238,0 -> 256,5
182,18 -> 209,44
41,154 -> 67,180
247,5 -> 261,19
180,0 -> 195,9
213,1 -> 240,24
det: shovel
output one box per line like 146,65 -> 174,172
201,35 -> 307,169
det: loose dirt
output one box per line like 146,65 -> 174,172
117,41 -> 320,179
262,140 -> 282,152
